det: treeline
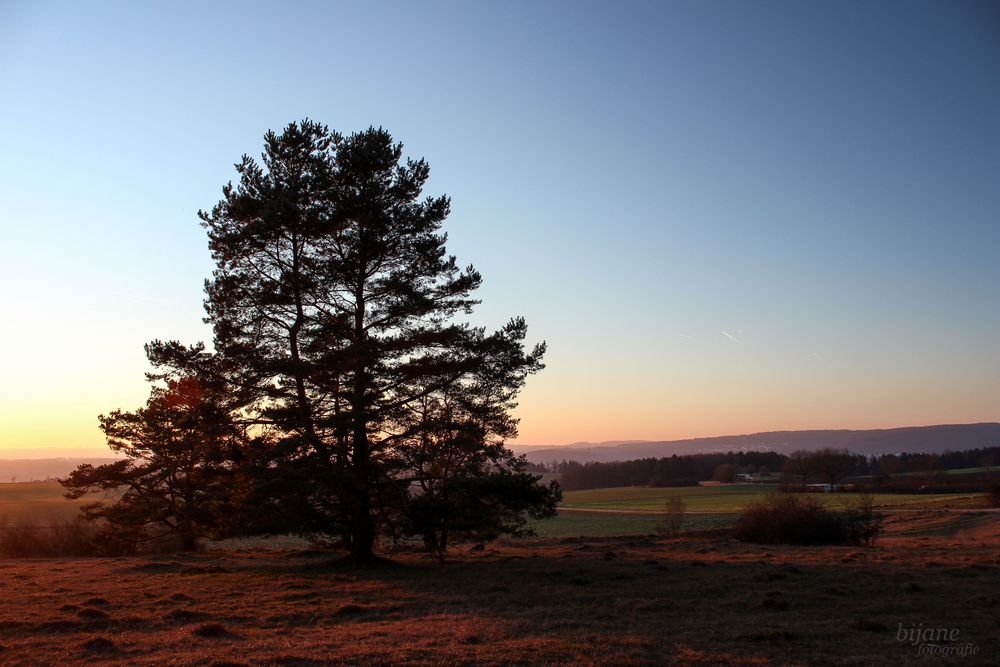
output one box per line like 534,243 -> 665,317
556,452 -> 787,491
863,446 -> 1000,493
870,447 -> 1000,479
553,444 -> 1000,491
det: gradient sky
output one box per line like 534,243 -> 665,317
1,0 -> 998,455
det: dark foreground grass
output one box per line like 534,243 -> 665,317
0,517 -> 997,666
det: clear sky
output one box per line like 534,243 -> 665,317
1,0 -> 998,455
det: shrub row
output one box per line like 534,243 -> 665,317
734,493 -> 884,546
988,481 -> 1000,507
0,521 -> 114,558
0,519 -> 192,558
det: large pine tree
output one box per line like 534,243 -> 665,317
163,120 -> 555,560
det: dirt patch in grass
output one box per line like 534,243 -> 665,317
130,561 -> 184,573
164,608 -> 209,623
76,608 -> 110,621
192,622 -> 233,638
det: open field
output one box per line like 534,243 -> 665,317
2,481 -> 989,542
0,514 -> 997,665
538,484 -> 990,538
942,466 -> 998,476
1,482 -> 987,525
560,484 -> 986,513
0,481 -> 88,525
0,482 -> 997,664
531,507 -> 1000,541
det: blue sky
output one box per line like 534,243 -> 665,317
1,0 -> 998,453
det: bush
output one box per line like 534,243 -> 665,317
987,480 -> 1000,507
0,518 -> 144,558
734,493 -> 883,546
841,493 -> 885,547
735,494 -> 844,545
0,520 -> 99,558
656,496 -> 686,538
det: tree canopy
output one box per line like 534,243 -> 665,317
62,372 -> 243,551
68,121 -> 558,560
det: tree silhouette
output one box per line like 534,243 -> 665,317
872,453 -> 900,488
805,448 -> 856,490
656,496 -> 686,538
153,120 -> 554,560
780,449 -> 811,488
62,372 -> 243,550
712,462 -> 738,483
396,359 -> 560,556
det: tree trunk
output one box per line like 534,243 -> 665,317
181,531 -> 197,552
349,418 -> 375,562
349,281 -> 376,563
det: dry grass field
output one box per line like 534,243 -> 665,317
0,482 -> 90,525
0,510 -> 997,666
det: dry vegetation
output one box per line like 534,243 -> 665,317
0,512 -> 996,666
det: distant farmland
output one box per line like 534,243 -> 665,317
0,480 -> 988,532
524,484 -> 989,538
0,481 -> 90,525
559,484 -> 984,513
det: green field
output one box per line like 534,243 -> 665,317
530,484 -> 989,538
561,483 -> 983,512
942,465 -> 997,475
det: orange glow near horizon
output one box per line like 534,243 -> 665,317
507,369 -> 1000,445
3,369 -> 996,458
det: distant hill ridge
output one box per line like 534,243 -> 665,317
5,423 -> 999,477
0,458 -> 119,483
510,423 -> 1000,464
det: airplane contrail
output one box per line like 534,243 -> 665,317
720,330 -> 740,343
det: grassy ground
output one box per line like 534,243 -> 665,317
0,516 -> 997,665
2,481 -> 987,541
1,482 -> 985,524
0,482 -> 997,664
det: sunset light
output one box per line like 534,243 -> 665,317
0,1 -> 998,664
